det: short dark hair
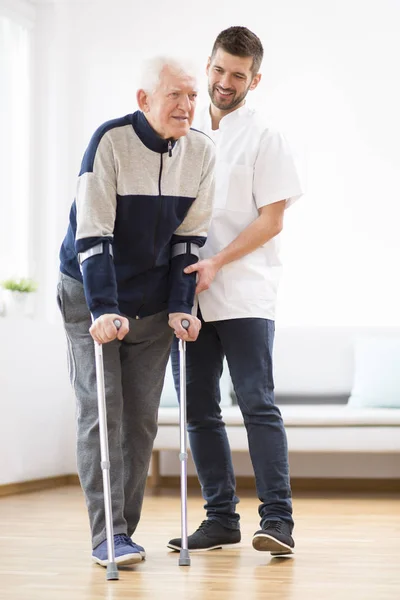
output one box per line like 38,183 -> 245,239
211,26 -> 264,75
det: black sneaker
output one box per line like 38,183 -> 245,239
168,519 -> 241,552
252,520 -> 294,555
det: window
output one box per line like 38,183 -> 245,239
0,11 -> 31,280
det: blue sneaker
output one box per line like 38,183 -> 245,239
92,534 -> 145,567
130,540 -> 146,559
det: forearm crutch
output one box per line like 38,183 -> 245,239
178,318 -> 191,566
93,317 -> 121,581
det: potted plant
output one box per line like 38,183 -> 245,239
1,278 -> 38,318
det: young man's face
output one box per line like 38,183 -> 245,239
207,48 -> 261,112
138,66 -> 198,139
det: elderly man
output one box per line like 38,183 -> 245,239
57,57 -> 215,566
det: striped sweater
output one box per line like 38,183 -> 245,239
59,110 -> 215,320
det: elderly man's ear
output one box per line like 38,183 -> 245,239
137,89 -> 149,113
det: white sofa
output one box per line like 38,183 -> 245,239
156,404 -> 400,454
153,326 -> 400,484
1,317 -> 398,488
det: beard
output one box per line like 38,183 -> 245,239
208,82 -> 251,111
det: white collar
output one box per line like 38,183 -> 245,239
208,103 -> 251,131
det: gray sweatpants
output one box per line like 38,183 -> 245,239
57,273 -> 173,548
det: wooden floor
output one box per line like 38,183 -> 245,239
0,485 -> 399,600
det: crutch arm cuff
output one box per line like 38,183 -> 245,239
168,239 -> 201,314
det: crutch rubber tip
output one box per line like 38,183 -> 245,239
179,558 -> 191,566
106,562 -> 119,580
179,549 -> 191,566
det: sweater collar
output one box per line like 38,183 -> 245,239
132,110 -> 177,154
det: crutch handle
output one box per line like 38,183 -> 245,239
181,319 -> 190,330
113,319 -> 122,330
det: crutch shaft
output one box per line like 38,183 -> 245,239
178,318 -> 191,566
179,339 -> 188,549
92,317 -> 122,580
94,341 -> 118,576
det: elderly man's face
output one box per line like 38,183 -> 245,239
139,66 -> 198,139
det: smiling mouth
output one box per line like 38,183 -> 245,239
215,87 -> 234,97
171,116 -> 189,121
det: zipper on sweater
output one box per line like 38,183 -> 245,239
153,153 -> 164,266
137,144 -> 172,317
158,153 -> 163,195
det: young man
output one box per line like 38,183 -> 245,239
168,27 -> 303,556
57,57 -> 215,567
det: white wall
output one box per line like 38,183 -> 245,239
0,317 -> 76,485
30,0 -> 400,327
1,0 -> 400,484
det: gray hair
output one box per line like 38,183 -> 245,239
139,56 -> 199,94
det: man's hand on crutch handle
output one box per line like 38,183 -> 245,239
89,314 -> 129,344
168,312 -> 201,342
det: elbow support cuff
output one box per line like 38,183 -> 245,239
78,242 -> 113,265
168,242 -> 199,313
171,242 -> 200,259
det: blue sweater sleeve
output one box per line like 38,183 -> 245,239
168,235 -> 206,314
74,124 -> 120,320
75,236 -> 120,320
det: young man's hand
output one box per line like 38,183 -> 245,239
184,257 -> 220,294
89,314 -> 129,344
168,313 -> 201,342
